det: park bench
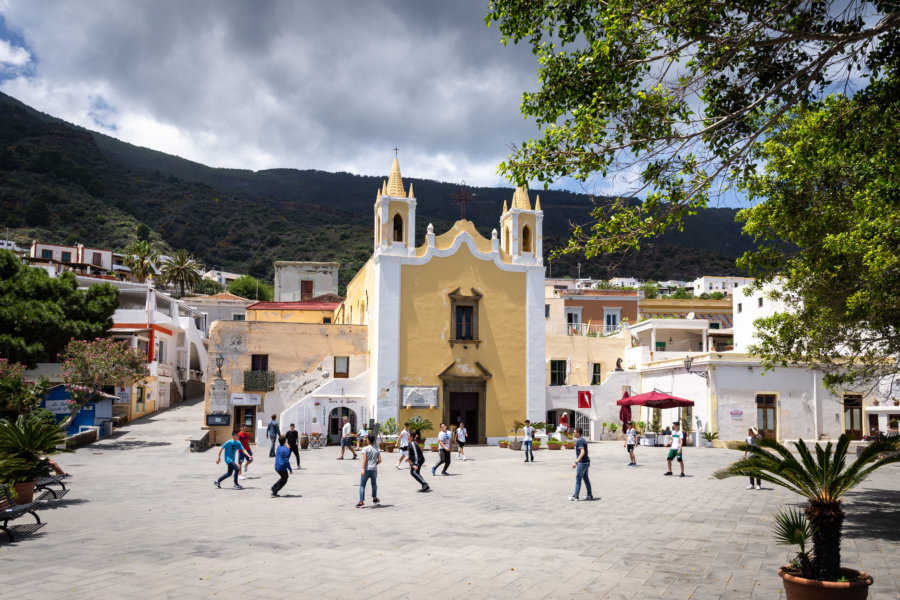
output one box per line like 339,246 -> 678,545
34,475 -> 68,499
0,484 -> 45,543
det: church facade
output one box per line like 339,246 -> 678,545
201,157 -> 551,445
337,158 -> 546,443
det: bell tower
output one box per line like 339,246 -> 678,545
374,157 -> 416,257
499,185 -> 543,265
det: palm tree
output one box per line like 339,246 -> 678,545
122,240 -> 159,283
713,434 -> 900,580
159,249 -> 202,297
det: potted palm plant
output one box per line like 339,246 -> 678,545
714,434 -> 900,598
700,430 -> 718,448
0,416 -> 67,503
509,421 -> 524,451
407,416 -> 433,447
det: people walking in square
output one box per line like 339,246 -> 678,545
395,421 -> 411,469
214,431 -> 249,490
568,427 -> 593,501
744,427 -> 761,490
285,423 -> 301,468
267,414 -> 281,457
357,434 -> 381,508
431,423 -> 451,476
408,432 -> 430,492
523,419 -> 534,462
271,435 -> 293,497
665,421 -> 685,477
237,425 -> 253,479
338,416 -> 357,460
456,421 -> 468,461
625,422 -> 638,466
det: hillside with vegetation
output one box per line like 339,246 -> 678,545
0,91 -> 752,290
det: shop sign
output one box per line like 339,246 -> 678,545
231,393 -> 262,406
116,386 -> 131,404
730,410 -> 744,418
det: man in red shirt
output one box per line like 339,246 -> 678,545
238,425 -> 254,479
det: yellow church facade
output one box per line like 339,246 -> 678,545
336,158 -> 546,443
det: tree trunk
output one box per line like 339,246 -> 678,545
806,499 -> 845,580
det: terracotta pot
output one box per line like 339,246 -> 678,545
778,567 -> 873,600
13,481 -> 36,504
498,441 -> 509,448
386,444 -> 395,453
509,441 -> 523,451
430,445 -> 439,452
564,443 -> 575,449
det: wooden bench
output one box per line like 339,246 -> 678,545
35,475 -> 68,499
0,484 -> 44,543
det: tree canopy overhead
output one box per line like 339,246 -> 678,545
0,250 -> 119,367
738,71 -> 900,390
486,0 -> 900,254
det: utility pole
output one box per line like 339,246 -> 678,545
577,262 -> 581,279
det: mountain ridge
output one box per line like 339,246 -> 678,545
0,91 -> 750,289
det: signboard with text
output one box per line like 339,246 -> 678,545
231,393 -> 262,406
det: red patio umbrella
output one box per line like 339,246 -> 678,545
616,390 -> 694,409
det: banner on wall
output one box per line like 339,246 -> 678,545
577,390 -> 592,409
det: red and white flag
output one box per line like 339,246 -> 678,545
577,390 -> 592,409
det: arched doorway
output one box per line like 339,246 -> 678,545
522,225 -> 532,253
328,406 -> 357,445
393,214 -> 404,243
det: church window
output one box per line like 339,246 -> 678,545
393,214 -> 404,243
522,225 -> 532,253
449,288 -> 482,347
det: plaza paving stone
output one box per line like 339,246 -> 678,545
2,398 -> 899,599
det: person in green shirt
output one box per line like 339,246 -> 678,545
664,421 -> 685,477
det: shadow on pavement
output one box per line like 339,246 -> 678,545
39,497 -> 88,511
0,522 -> 47,544
94,440 -> 173,451
843,488 -> 900,540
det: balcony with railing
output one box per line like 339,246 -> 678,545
546,322 -> 622,337
244,370 -> 275,391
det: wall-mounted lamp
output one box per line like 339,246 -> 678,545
684,355 -> 708,379
215,353 -> 224,378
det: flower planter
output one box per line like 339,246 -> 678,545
13,481 -> 36,504
509,441 -> 523,451
547,444 -> 562,451
778,567 -> 872,600
385,443 -> 396,453
531,442 -> 541,450
498,441 -> 509,448
564,442 -> 575,450
430,445 -> 439,452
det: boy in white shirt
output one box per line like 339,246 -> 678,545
624,422 -> 637,466
396,422 -> 411,469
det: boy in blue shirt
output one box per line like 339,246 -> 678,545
271,435 -> 293,497
215,431 -> 249,489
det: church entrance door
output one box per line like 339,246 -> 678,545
449,392 -> 479,445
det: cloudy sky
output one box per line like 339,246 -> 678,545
0,1 -> 609,192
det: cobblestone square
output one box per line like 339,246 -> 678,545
2,400 -> 898,599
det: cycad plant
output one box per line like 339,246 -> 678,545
0,416 -> 67,484
773,508 -> 814,579
159,249 -> 203,297
713,434 -> 900,580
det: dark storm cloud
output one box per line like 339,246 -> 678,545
0,0 -> 545,186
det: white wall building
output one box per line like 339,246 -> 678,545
692,275 -> 754,296
273,261 -> 339,302
609,277 -> 641,288
203,269 -> 242,287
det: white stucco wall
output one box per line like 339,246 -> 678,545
274,262 -> 339,302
